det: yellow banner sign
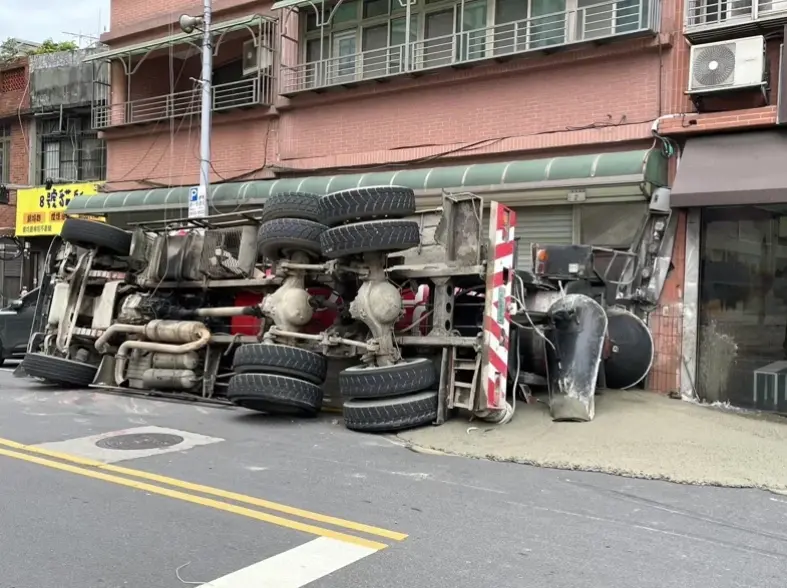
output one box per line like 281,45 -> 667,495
15,182 -> 105,237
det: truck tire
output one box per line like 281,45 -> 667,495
61,218 -> 132,256
21,353 -> 98,387
227,373 -> 323,416
232,343 -> 327,385
261,192 -> 322,224
339,357 -> 436,399
320,219 -> 420,259
319,186 -> 416,227
343,391 -> 438,433
258,218 -> 326,260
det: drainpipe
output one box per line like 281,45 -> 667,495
651,114 -> 683,136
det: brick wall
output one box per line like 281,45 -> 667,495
104,33 -> 674,183
105,113 -> 278,191
657,38 -> 782,136
107,0 -> 265,46
0,58 -> 30,118
649,211 -> 687,394
0,58 -> 31,236
0,120 -> 32,234
279,36 -> 666,168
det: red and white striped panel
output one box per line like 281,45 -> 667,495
481,202 -> 516,411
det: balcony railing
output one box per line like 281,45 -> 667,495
281,0 -> 657,95
92,77 -> 272,130
684,0 -> 787,42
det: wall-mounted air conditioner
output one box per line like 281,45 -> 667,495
242,38 -> 274,77
687,35 -> 766,94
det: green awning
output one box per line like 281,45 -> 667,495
83,15 -> 267,62
67,149 -> 668,215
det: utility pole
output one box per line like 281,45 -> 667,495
179,0 -> 213,219
197,0 -> 213,219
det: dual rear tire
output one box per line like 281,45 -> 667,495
318,187 -> 420,259
339,357 -> 439,433
256,187 -> 422,261
228,345 -> 439,432
228,344 -> 326,417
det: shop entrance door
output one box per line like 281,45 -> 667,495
697,205 -> 787,411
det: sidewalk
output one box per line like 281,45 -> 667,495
397,391 -> 787,492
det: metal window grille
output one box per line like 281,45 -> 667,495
36,115 -> 106,184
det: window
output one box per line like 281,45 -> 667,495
390,15 -> 418,72
0,125 -> 9,185
301,0 -> 494,80
212,59 -> 257,109
37,115 -> 106,185
689,0 -> 751,26
494,0 -> 526,53
577,0 -> 646,39
423,9 -> 455,66
331,30 -> 358,80
362,24 -> 390,77
529,0 -> 567,47
460,1 -> 489,60
299,0 -> 650,89
364,0 -> 390,17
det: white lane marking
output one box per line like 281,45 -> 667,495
198,537 -> 379,588
32,425 -> 223,463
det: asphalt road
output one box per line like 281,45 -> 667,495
0,364 -> 785,588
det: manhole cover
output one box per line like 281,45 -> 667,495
95,433 -> 185,451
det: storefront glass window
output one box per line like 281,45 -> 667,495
698,205 -> 787,410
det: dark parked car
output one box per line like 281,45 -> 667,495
0,288 -> 38,365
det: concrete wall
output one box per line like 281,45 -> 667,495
29,47 -> 109,111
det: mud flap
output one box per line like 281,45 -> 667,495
14,332 -> 45,378
92,355 -> 117,387
12,362 -> 26,378
545,293 -> 608,422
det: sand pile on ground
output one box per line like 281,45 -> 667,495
397,391 -> 787,492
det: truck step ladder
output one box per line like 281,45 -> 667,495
448,349 -> 481,410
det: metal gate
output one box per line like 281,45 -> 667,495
515,205 -> 574,270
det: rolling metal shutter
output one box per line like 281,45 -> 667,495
514,205 -> 574,270
0,255 -> 22,305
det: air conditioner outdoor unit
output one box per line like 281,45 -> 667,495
687,35 -> 766,95
242,38 -> 273,76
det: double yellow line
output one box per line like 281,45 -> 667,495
0,436 -> 406,550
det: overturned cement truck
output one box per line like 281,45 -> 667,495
18,187 -> 664,430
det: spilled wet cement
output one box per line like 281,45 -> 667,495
398,391 -> 787,492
